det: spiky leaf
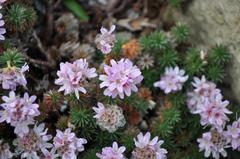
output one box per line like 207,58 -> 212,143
0,48 -> 25,67
171,23 -> 189,43
140,31 -> 169,50
209,44 -> 230,65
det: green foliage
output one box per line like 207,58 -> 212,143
171,23 -> 189,43
70,106 -> 97,140
158,48 -> 179,68
120,134 -> 134,153
206,64 -> 225,83
70,106 -> 96,128
168,93 -> 186,108
168,0 -> 182,7
95,131 -> 120,146
0,48 -> 25,67
140,31 -> 169,50
163,107 -> 181,125
81,148 -> 99,159
184,48 -> 204,76
112,39 -> 124,54
6,3 -> 36,32
63,0 -> 89,21
208,44 -> 230,65
142,69 -> 162,89
153,121 -> 174,138
153,107 -> 181,138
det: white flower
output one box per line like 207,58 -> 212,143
55,59 -> 97,99
93,102 -> 126,133
132,132 -> 167,159
197,129 -> 229,159
14,123 -> 53,159
53,128 -> 87,159
154,66 -> 188,94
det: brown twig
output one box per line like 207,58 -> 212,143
22,53 -> 54,68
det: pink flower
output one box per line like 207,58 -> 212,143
186,91 -> 203,113
195,93 -> 232,130
99,59 -> 143,99
187,76 -> 221,114
93,102 -> 126,133
53,128 -> 87,159
42,148 -> 59,159
0,91 -> 40,136
55,59 -> 97,99
191,76 -> 220,98
225,118 -> 240,150
96,142 -> 126,159
95,25 -> 116,54
197,130 -> 229,159
14,123 -> 53,159
187,76 -> 231,130
132,132 -> 167,159
0,63 -> 29,90
154,66 -> 188,94
0,13 -> 6,40
0,140 -> 13,159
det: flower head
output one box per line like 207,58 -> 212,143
95,25 -> 116,54
99,58 -> 143,99
196,93 -> 232,130
0,63 -> 29,90
0,0 -> 6,4
187,76 -> 220,114
187,76 -> 232,130
225,118 -> 240,150
191,76 -> 220,98
154,66 -> 188,94
55,59 -> 97,99
0,140 -> 13,159
53,128 -> 87,159
42,148 -> 59,159
132,132 -> 167,159
96,142 -> 126,159
197,129 -> 229,159
93,102 -> 126,133
0,13 -> 6,40
0,91 -> 40,136
14,123 -> 53,159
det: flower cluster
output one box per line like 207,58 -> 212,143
0,139 -> 13,159
55,58 -> 97,99
96,142 -> 126,159
187,76 -> 232,130
0,0 -> 6,40
93,102 -> 126,133
41,148 -> 59,159
14,123 -> 53,159
99,58 -> 143,99
0,63 -> 29,90
53,128 -> 87,159
132,132 -> 167,159
197,129 -> 229,159
95,25 -> 116,54
154,66 -> 188,94
187,76 -> 220,113
0,91 -> 40,136
225,117 -> 240,150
